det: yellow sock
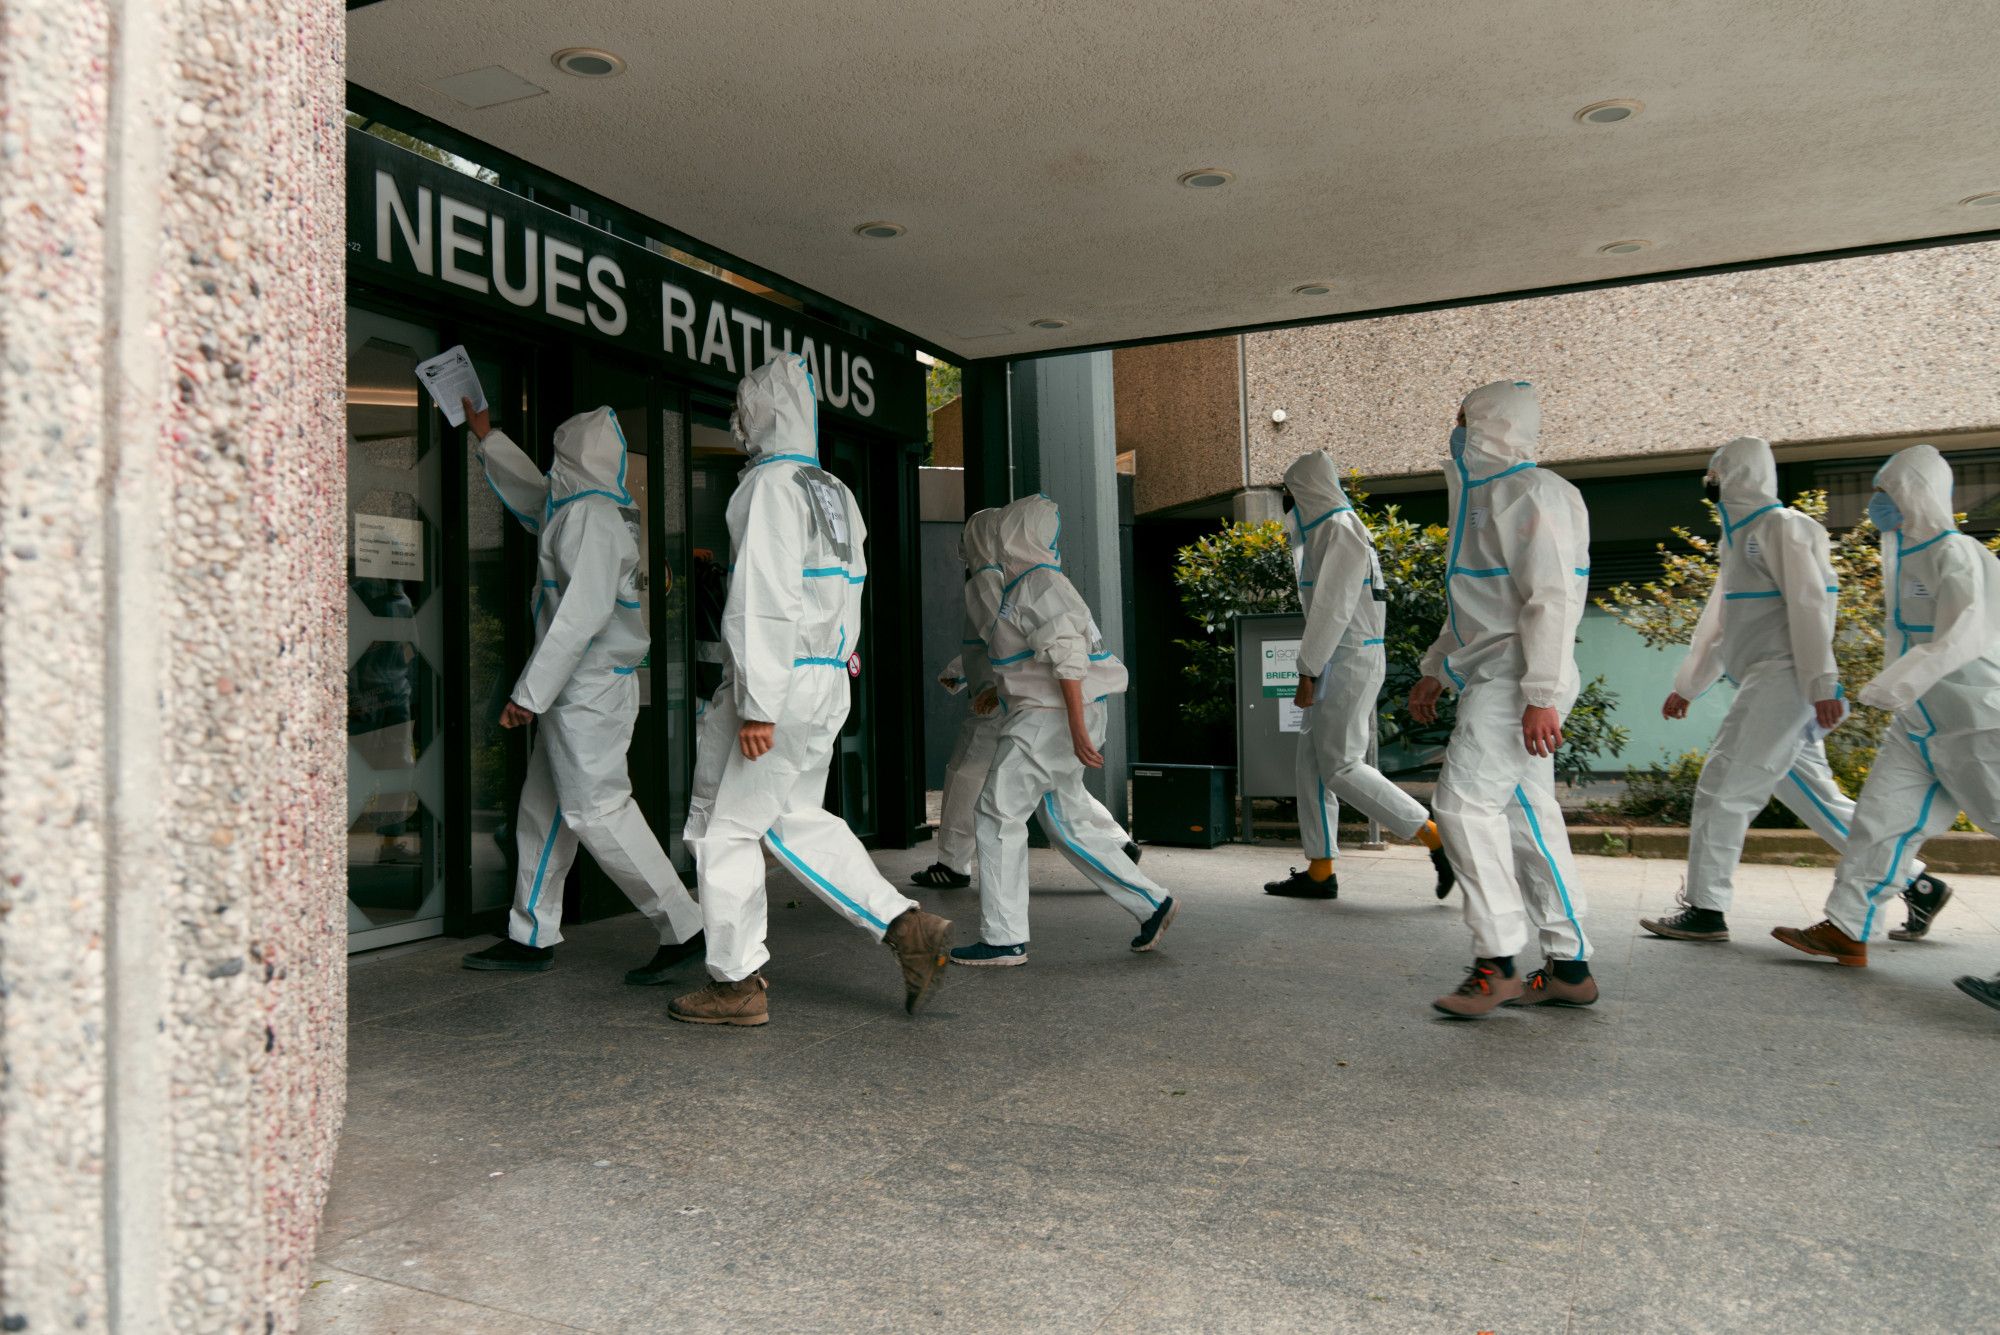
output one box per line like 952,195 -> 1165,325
1416,821 -> 1443,851
1307,858 -> 1335,882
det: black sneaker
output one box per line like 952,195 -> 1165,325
1890,875 -> 1953,941
624,932 -> 706,985
1123,841 -> 1144,864
1264,868 -> 1336,899
1429,846 -> 1456,900
1638,905 -> 1729,942
1953,973 -> 2000,1013
1131,897 -> 1179,952
909,862 -> 972,889
462,939 -> 555,972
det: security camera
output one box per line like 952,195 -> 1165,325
1271,409 -> 1288,425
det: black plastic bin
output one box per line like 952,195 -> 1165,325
1131,763 -> 1234,848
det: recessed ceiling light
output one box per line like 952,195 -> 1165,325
1599,239 -> 1653,255
852,221 -> 906,239
1961,191 -> 2000,208
1575,99 -> 1643,125
1029,318 -> 1070,331
1291,283 -> 1333,297
1178,168 -> 1235,189
552,48 -> 625,78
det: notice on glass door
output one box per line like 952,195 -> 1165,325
414,344 -> 487,426
355,513 -> 424,581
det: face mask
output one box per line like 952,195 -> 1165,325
1868,490 -> 1903,533
1449,426 -> 1467,462
1703,480 -> 1722,505
1281,491 -> 1296,514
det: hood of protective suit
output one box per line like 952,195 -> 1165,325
1283,451 -> 1352,528
1457,380 -> 1540,478
1876,444 -> 1956,543
731,354 -> 819,462
547,406 -> 632,506
961,506 -> 1005,571
1707,436 -> 1778,525
995,495 -> 1062,579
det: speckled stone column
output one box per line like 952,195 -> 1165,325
0,0 -> 346,1331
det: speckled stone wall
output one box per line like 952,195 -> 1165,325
1113,337 -> 1244,514
1243,242 -> 2000,484
0,0 -> 346,1330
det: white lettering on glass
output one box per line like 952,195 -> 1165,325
439,196 -> 489,294
490,218 -> 538,306
586,255 -> 628,336
661,283 -> 698,358
376,171 -> 432,274
543,237 -> 586,324
849,356 -> 875,417
700,302 -> 736,373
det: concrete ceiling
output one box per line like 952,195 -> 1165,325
348,1 -> 2000,361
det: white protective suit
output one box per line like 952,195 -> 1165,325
688,355 -> 918,981
1822,445 -> 2000,941
1285,451 -> 1433,855
1419,381 -> 1593,963
478,408 -> 703,949
974,496 -> 1171,946
1673,436 -> 1926,909
933,507 -> 1007,874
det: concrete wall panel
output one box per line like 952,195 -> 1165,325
1244,242 -> 2000,484
0,0 -> 346,1329
1113,338 -> 1241,514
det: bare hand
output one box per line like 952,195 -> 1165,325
1662,692 -> 1690,721
972,687 -> 999,717
1071,725 -> 1104,769
1522,705 -> 1564,757
738,720 -> 775,760
1815,698 -> 1845,731
462,397 -> 492,440
499,701 -> 535,729
1409,676 -> 1444,724
1294,675 -> 1317,709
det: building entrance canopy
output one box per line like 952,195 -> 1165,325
349,1 -> 2000,361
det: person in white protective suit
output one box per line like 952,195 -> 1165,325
669,355 -> 953,1026
1640,437 -> 1947,944
458,401 -> 706,983
910,508 -> 1006,889
1265,450 -> 1457,901
1773,444 -> 2000,967
912,507 -> 1145,889
1408,381 -> 1597,1017
949,496 -> 1178,966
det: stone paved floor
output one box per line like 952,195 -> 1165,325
306,842 -> 2000,1334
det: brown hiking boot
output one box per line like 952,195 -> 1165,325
1432,960 -> 1525,1018
884,908 -> 953,1015
669,973 -> 771,1026
1505,969 -> 1600,1007
1771,920 -> 1867,967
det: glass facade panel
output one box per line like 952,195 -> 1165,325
346,309 -> 447,945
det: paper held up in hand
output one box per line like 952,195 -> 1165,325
414,345 -> 487,426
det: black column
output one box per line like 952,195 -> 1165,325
960,358 -> 1013,511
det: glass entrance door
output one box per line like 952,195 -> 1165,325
345,309 -> 447,949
